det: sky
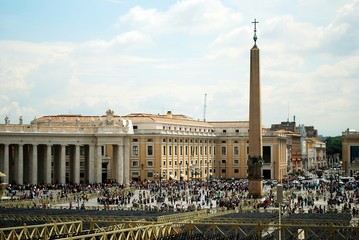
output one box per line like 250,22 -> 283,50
0,0 -> 358,137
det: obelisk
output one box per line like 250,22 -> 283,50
248,19 -> 263,198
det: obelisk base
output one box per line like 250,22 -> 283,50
248,177 -> 263,199
247,160 -> 263,199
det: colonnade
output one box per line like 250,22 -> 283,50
0,140 -> 130,185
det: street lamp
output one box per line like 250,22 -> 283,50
277,184 -> 283,240
328,169 -> 340,210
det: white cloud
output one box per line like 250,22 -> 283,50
119,0 -> 242,35
77,31 -> 154,52
0,0 -> 358,136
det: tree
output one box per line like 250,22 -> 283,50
325,136 -> 342,157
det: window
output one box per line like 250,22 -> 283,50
233,159 -> 239,165
131,171 -> 139,176
147,160 -> 154,167
132,146 -> 139,156
234,169 -> 239,173
169,146 -> 172,155
133,125 -> 138,129
175,146 -> 177,155
223,130 -> 226,133
147,145 -> 153,156
221,169 -> 226,173
263,146 -> 271,163
163,146 -> 166,155
221,159 -> 226,164
180,146 -> 183,155
132,160 -> 139,167
234,146 -> 239,155
147,172 -> 153,177
221,146 -> 226,156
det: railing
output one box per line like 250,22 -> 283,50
1,219 -> 358,240
0,221 -> 83,240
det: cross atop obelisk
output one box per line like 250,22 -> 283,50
252,18 -> 259,44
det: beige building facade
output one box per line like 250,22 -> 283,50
127,112 -> 288,182
124,112 -> 216,182
342,129 -> 359,177
0,110 -> 289,185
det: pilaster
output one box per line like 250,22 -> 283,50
124,138 -> 130,185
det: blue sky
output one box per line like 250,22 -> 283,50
0,0 -> 358,136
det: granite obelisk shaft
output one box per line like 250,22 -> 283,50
248,19 -> 263,198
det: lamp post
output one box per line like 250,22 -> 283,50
277,184 -> 283,240
159,172 -> 162,196
328,168 -> 340,210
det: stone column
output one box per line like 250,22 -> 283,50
30,144 -> 38,184
54,145 -> 66,184
2,144 -> 9,184
95,145 -> 102,183
112,145 -> 119,183
71,144 -> 80,183
123,139 -> 130,185
85,144 -> 95,183
16,144 -> 24,184
114,144 -> 124,184
60,145 -> 66,183
45,144 -> 52,184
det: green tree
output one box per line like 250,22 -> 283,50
325,136 -> 342,157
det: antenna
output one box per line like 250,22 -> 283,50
287,103 -> 289,122
203,93 -> 207,122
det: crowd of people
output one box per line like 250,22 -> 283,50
2,176 -> 359,216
